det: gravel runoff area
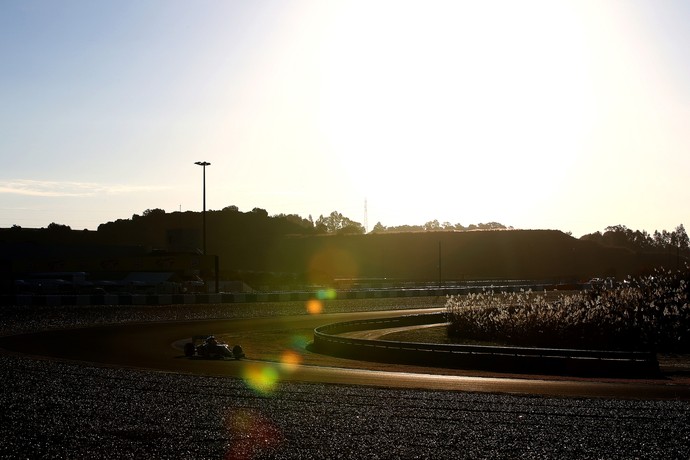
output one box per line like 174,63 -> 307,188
2,300 -> 690,459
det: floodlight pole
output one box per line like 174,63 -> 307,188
194,161 -> 211,255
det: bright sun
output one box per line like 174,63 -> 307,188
311,1 -> 595,218
219,0 -> 679,233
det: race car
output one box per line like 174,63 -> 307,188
183,335 -> 245,360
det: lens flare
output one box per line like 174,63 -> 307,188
316,288 -> 337,300
306,299 -> 323,314
280,350 -> 302,371
242,363 -> 279,394
290,334 -> 309,349
225,409 -> 283,459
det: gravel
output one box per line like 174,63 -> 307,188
1,301 -> 689,459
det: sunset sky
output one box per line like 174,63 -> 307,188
1,0 -> 689,237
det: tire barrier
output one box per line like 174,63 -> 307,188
313,313 -> 661,378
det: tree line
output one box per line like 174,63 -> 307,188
8,207 -> 687,257
102,207 -> 510,236
5,208 -> 687,284
581,224 -> 690,256
5,207 -> 508,237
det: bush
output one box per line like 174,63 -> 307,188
446,270 -> 690,352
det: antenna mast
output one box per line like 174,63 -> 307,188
364,198 -> 368,233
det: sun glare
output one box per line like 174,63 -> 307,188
204,0 -> 686,234
313,1 -> 598,220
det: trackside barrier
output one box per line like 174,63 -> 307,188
0,283 -> 579,306
313,313 -> 660,378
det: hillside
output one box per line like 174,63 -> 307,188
2,210 -> 680,288
260,230 -> 671,285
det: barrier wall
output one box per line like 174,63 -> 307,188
313,313 -> 660,378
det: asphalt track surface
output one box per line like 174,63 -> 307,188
2,308 -> 690,401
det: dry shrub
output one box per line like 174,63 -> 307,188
446,270 -> 690,352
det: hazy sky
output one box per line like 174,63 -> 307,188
1,0 -> 689,237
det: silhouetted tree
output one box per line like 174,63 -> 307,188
47,222 -> 71,232
354,220 -> 506,234
371,222 -> 386,233
380,224 -> 427,233
251,207 -> 269,218
479,222 -> 507,230
142,208 -> 166,217
424,220 -> 441,231
273,213 -> 313,229
675,224 -> 689,250
582,224 -> 689,257
338,222 -> 365,235
315,211 -> 364,234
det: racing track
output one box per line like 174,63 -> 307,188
2,308 -> 690,400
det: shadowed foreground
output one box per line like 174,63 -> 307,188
1,301 -> 689,458
2,354 -> 689,459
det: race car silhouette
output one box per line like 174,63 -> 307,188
183,335 -> 244,360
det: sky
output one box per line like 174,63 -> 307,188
1,0 -> 689,237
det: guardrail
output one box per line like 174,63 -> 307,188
313,313 -> 660,378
